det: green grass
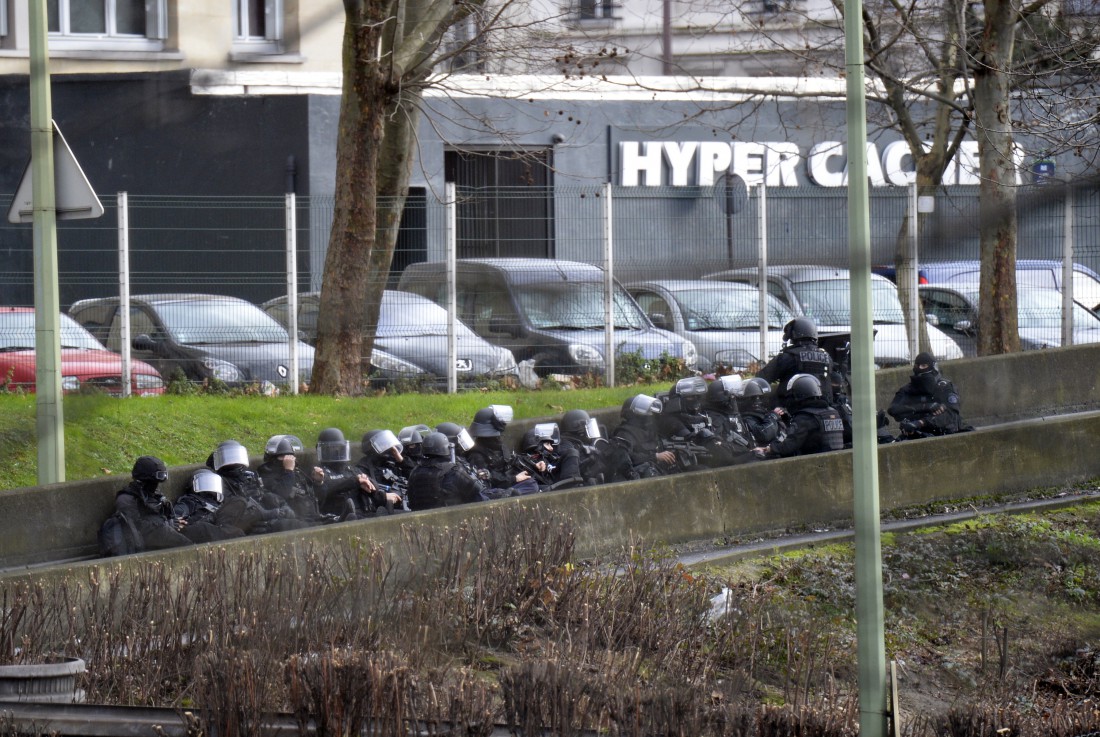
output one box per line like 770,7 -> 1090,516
0,385 -> 646,490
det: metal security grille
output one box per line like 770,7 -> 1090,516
444,150 -> 554,259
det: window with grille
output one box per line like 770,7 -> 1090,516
444,150 -> 554,260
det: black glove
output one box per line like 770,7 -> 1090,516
899,418 -> 923,434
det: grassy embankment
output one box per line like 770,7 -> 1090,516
0,386 -> 644,490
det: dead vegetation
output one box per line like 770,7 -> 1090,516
0,502 -> 1099,736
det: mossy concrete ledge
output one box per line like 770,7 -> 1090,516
1,342 -> 1100,572
3,409 -> 1100,585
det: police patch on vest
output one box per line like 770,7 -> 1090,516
948,393 -> 959,404
822,418 -> 845,432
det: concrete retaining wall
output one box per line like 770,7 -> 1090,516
2,343 -> 1099,571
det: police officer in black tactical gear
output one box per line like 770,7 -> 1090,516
737,376 -> 788,447
610,394 -> 677,478
701,374 -> 757,464
559,408 -> 616,485
888,352 -> 967,439
406,431 -> 490,511
465,405 -> 538,494
211,440 -> 307,533
173,468 -> 246,542
398,424 -> 432,461
110,455 -> 192,550
655,376 -> 736,470
354,429 -> 412,512
512,423 -> 583,491
255,434 -> 329,525
313,427 -> 380,520
762,374 -> 845,457
757,316 -> 835,403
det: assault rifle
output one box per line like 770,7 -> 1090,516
510,453 -> 582,491
375,467 -> 411,512
659,435 -> 714,471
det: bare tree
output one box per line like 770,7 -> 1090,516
312,1 -> 566,395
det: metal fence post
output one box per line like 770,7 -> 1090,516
117,192 -> 131,398
603,183 -> 615,388
906,182 -> 919,359
1062,185 -> 1074,347
285,193 -> 299,394
446,183 -> 457,395
756,182 -> 768,365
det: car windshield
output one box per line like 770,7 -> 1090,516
155,300 -> 290,344
0,312 -> 106,351
671,288 -> 794,331
1011,289 -> 1100,329
516,282 -> 648,330
378,298 -> 477,339
790,279 -> 905,325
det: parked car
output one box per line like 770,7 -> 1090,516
871,265 -> 929,284
702,265 -> 965,367
0,307 -> 165,395
68,294 -> 314,388
919,260 -> 1100,314
397,259 -> 698,376
260,290 -> 518,386
625,280 -> 793,372
918,283 -> 1100,357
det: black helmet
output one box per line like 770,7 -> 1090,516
132,455 -> 168,483
533,422 -> 561,446
783,316 -> 818,343
264,434 -> 303,462
191,469 -> 224,503
421,431 -> 452,458
673,376 -> 707,399
212,441 -> 249,472
363,429 -> 402,457
398,424 -> 430,456
316,428 -> 350,464
468,405 -> 514,438
561,408 -> 600,440
436,422 -> 474,453
742,377 -> 771,398
706,374 -> 743,406
520,424 -> 559,454
786,373 -> 822,403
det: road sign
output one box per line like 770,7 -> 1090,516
7,121 -> 104,224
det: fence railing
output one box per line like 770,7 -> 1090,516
0,181 -> 1097,395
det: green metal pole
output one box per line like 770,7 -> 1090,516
29,0 -> 66,485
844,0 -> 887,735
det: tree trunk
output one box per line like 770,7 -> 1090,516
355,91 -> 425,367
310,13 -> 387,395
974,0 -> 1020,356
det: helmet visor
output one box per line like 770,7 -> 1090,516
316,440 -> 351,463
213,443 -> 249,470
370,429 -> 403,455
583,417 -> 601,440
533,422 -> 561,446
454,428 -> 475,452
490,404 -> 514,425
719,374 -> 744,396
192,470 -> 224,503
629,394 -> 663,416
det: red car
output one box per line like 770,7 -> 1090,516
0,307 -> 165,396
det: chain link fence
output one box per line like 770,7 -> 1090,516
0,181 -> 1098,394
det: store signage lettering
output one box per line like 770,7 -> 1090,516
619,140 -> 1023,187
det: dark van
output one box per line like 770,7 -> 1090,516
397,258 -> 698,376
